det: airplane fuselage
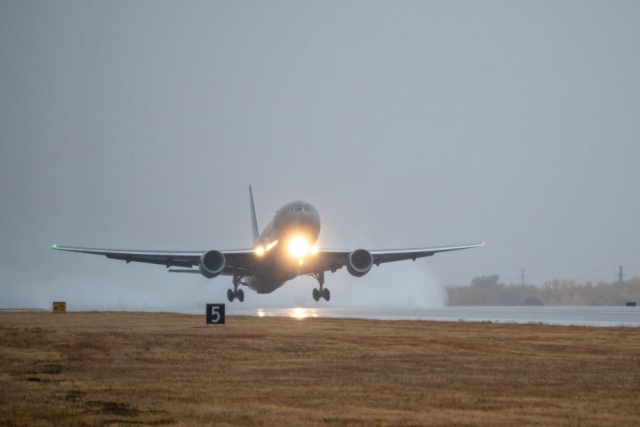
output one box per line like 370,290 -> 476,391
247,200 -> 321,293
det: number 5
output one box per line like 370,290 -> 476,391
210,306 -> 220,323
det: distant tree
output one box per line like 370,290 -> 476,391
447,276 -> 640,307
471,275 -> 499,289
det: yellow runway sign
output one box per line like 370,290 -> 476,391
53,302 -> 66,313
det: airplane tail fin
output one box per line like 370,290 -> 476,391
249,185 -> 260,243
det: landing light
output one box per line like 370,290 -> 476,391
288,237 -> 310,259
309,245 -> 318,255
256,240 -> 279,256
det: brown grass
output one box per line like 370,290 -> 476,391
1,312 -> 639,426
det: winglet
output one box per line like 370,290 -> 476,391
249,185 -> 260,243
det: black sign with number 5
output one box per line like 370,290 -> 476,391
206,304 -> 225,325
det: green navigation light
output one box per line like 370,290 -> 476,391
52,244 -> 58,250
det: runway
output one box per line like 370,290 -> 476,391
226,306 -> 640,327
5,306 -> 638,327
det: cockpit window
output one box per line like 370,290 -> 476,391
288,205 -> 312,213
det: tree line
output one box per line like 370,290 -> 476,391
446,275 -> 640,306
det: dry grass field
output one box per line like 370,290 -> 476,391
1,312 -> 639,427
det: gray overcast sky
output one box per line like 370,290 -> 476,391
1,1 -> 639,310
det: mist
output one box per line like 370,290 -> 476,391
1,260 -> 446,311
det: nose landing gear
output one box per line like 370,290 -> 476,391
309,271 -> 330,302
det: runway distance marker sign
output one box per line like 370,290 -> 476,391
206,304 -> 225,325
53,302 -> 66,313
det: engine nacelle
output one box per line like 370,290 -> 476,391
199,250 -> 226,278
346,249 -> 373,277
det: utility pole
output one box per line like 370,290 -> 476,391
520,268 -> 526,286
619,265 -> 624,283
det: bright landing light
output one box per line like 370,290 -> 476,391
255,240 -> 278,256
288,236 -> 310,259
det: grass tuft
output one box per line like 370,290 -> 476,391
87,401 -> 139,417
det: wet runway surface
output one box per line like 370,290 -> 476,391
226,306 -> 640,327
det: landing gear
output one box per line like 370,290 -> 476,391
312,287 -> 330,302
227,288 -> 245,302
309,271 -> 330,302
228,275 -> 246,302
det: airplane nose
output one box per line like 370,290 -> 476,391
295,211 -> 311,225
294,212 -> 320,235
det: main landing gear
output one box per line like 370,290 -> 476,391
309,271 -> 330,302
228,275 -> 245,302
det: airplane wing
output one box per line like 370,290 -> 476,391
53,241 -> 484,277
52,245 -> 256,276
370,242 -> 485,264
304,242 -> 485,274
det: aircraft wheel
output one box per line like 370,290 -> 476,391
227,289 -> 235,302
312,288 -> 320,302
236,289 -> 245,303
322,288 -> 330,301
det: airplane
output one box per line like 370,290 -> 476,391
53,186 -> 484,302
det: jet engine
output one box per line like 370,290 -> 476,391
346,249 -> 373,277
198,250 -> 226,278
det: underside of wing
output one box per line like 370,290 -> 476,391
53,245 -> 257,276
305,242 -> 485,274
370,242 -> 485,264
